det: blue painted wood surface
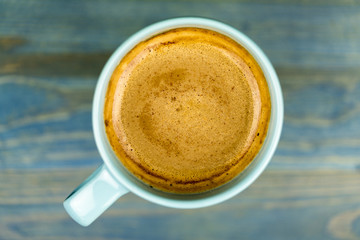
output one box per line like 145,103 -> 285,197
1,0 -> 360,239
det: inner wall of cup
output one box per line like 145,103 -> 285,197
93,17 -> 282,207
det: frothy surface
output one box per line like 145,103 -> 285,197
104,28 -> 271,193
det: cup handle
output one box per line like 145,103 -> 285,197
63,164 -> 129,226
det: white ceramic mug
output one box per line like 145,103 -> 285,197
63,17 -> 284,227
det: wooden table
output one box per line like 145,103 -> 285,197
1,0 -> 360,239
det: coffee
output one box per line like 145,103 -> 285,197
104,27 -> 271,193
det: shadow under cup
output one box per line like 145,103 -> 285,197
93,17 -> 284,209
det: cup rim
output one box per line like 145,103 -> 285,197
92,17 -> 283,209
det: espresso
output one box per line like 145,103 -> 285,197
104,28 -> 271,193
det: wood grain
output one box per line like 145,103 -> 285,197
1,0 -> 360,239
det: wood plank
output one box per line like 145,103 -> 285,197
1,168 -> 359,207
1,1 -> 360,69
0,168 -> 359,239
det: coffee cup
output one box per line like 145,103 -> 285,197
64,17 -> 283,226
